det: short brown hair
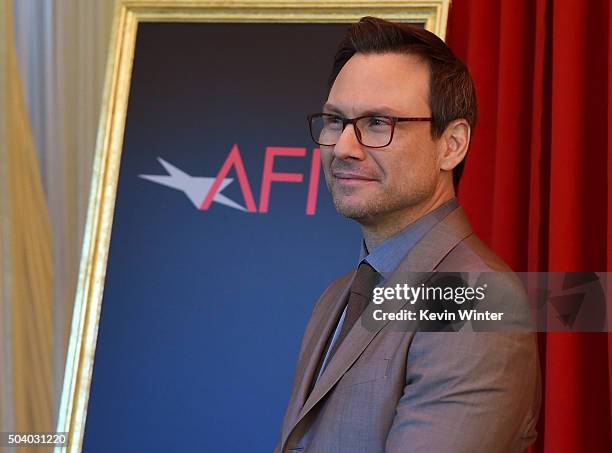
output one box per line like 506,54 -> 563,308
329,17 -> 477,186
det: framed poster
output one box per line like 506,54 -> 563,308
56,1 -> 449,451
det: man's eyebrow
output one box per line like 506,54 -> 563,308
322,103 -> 402,117
362,105 -> 405,116
322,103 -> 344,115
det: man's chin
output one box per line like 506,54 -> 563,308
333,199 -> 379,222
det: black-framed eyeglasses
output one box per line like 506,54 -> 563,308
307,113 -> 432,148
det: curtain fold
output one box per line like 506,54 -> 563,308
11,0 -> 115,422
1,0 -> 55,447
447,0 -> 611,451
0,0 -> 12,438
609,0 -> 612,437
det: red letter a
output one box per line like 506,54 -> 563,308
200,144 -> 257,212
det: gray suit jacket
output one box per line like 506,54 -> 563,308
275,207 -> 541,453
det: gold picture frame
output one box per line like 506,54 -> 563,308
55,1 -> 450,451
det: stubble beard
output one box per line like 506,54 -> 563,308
329,181 -> 432,225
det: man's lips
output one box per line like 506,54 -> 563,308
332,171 -> 378,184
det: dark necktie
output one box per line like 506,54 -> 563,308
311,262 -> 379,390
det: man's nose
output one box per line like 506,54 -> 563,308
333,124 -> 367,160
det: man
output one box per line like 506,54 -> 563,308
275,17 -> 540,453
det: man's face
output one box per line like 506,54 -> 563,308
320,52 -> 444,224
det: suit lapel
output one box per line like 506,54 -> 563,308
283,207 -> 473,449
280,272 -> 355,443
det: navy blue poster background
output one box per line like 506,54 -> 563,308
83,23 -> 362,452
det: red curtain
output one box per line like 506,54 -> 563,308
447,0 -> 611,451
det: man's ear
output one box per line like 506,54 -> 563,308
438,119 -> 470,171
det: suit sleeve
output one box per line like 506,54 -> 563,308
385,331 -> 540,453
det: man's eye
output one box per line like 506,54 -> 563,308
368,117 -> 392,128
324,116 -> 344,129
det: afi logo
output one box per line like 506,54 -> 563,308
139,144 -> 321,215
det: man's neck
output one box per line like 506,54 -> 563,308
361,193 -> 455,252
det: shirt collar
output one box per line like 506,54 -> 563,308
359,198 -> 459,276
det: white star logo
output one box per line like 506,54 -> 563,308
138,157 -> 247,211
